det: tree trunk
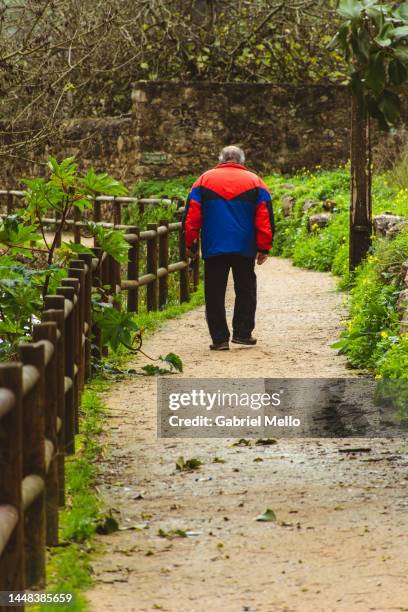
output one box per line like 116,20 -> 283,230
349,93 -> 372,270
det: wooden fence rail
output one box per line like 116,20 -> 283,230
0,189 -> 183,225
0,198 -> 200,608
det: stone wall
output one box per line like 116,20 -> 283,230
2,81 -> 408,187
132,82 -> 351,178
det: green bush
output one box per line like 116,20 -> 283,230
333,257 -> 401,369
377,336 -> 408,379
132,176 -> 195,200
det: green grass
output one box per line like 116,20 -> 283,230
31,385 -> 107,612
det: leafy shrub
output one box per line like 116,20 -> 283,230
264,167 -> 408,376
333,258 -> 401,370
0,157 -> 130,359
377,336 -> 408,379
132,176 -> 195,200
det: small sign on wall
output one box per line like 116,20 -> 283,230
142,151 -> 168,164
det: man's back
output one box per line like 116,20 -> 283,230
184,162 -> 274,259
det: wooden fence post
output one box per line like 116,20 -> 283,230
73,208 -> 81,244
56,286 -> 77,454
178,220 -> 190,304
19,342 -> 46,589
6,192 -> 13,215
91,248 -> 103,358
0,363 -> 25,596
113,199 -> 122,226
93,199 -> 101,247
108,254 -> 121,311
159,219 -> 169,309
127,227 -> 140,313
60,280 -> 81,435
78,253 -> 93,380
67,262 -> 86,390
147,223 -> 158,311
100,252 -> 110,295
33,323 -> 59,547
43,297 -> 66,507
94,198 -> 101,223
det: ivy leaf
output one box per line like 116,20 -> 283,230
73,196 -> 93,212
159,352 -> 183,372
80,167 -> 128,197
338,0 -> 363,21
95,307 -> 140,352
0,217 -> 41,248
61,242 -> 94,254
86,222 -> 130,264
47,156 -> 77,190
21,177 -> 65,218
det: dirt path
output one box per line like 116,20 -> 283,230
86,258 -> 408,612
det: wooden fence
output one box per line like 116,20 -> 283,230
0,189 -> 200,314
0,253 -> 93,609
0,195 -> 200,608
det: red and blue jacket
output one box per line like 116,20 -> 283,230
182,163 -> 275,259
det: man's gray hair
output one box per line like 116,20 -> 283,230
219,145 -> 246,164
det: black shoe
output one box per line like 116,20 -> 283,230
210,341 -> 230,351
231,336 -> 257,346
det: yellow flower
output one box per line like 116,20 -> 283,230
380,331 -> 388,339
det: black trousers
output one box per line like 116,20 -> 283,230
204,253 -> 257,343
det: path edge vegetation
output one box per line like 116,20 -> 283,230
33,287 -> 205,612
130,170 -> 408,380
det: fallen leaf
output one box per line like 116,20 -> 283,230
255,508 -> 277,522
158,528 -> 188,539
118,523 -> 149,531
231,439 -> 251,447
213,457 -> 226,464
176,456 -> 202,471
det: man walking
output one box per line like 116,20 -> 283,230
183,145 -> 275,350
